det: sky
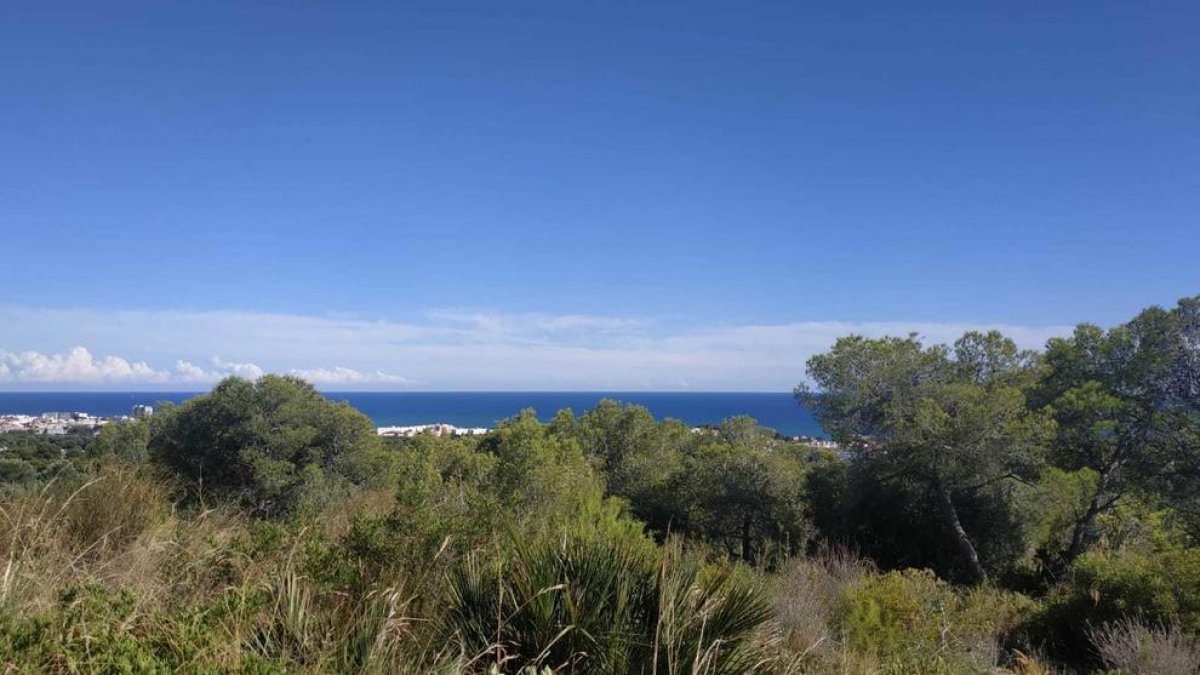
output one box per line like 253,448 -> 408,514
1,1 -> 1197,391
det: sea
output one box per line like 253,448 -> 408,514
0,392 -> 825,438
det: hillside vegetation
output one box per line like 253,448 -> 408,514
0,296 -> 1196,673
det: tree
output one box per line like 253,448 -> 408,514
148,375 -> 387,516
91,420 -> 149,463
800,331 -> 1051,583
571,403 -> 812,562
575,400 -> 688,534
678,417 -> 811,565
478,408 -> 612,529
1034,296 -> 1200,565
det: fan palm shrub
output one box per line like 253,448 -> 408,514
444,534 -> 772,674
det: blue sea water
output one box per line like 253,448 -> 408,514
0,391 -> 824,438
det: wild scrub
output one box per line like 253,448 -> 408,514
1022,547 -> 1200,666
828,569 -> 1032,674
0,335 -> 1196,673
1089,618 -> 1200,675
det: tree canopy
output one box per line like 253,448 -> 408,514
800,331 -> 1052,583
149,374 -> 388,516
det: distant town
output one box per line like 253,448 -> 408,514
0,405 -> 155,435
0,407 -> 838,449
0,409 -> 495,438
376,423 -> 491,438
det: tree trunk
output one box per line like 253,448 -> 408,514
938,482 -> 987,584
1061,445 -> 1128,571
741,515 -> 753,564
1062,487 -> 1106,568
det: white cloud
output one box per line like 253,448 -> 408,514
287,367 -> 413,386
426,309 -> 644,341
0,347 -> 409,389
173,358 -> 267,383
211,357 -> 265,380
0,347 -> 168,384
174,360 -> 213,383
0,306 -> 1074,390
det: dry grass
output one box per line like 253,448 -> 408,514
0,467 -> 456,671
315,486 -> 397,541
771,546 -> 874,670
0,464 -> 185,610
1001,650 -> 1059,675
0,463 -> 780,672
1090,618 -> 1200,675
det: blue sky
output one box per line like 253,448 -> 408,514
1,1 -> 1196,390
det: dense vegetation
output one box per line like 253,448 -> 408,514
0,296 -> 1195,673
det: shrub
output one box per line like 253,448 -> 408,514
1023,548 -> 1200,666
0,585 -> 186,671
90,420 -> 150,463
0,459 -> 37,488
833,569 -> 1031,674
444,533 -> 772,674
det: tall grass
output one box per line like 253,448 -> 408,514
0,463 -> 173,611
771,546 -> 873,667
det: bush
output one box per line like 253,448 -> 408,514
1023,547 -> 1200,666
90,420 -> 150,463
0,459 -> 37,488
833,569 -> 1031,674
0,585 -> 178,671
444,533 -> 772,674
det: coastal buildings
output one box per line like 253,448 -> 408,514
0,405 -> 163,435
0,412 -> 117,435
376,423 -> 490,438
1,410 -> 492,439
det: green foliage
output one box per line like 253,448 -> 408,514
834,569 -> 1032,674
800,452 -> 850,545
1024,547 -> 1200,666
480,409 -> 607,527
313,411 -> 655,595
91,419 -> 150,463
800,331 -> 1052,583
577,401 -> 689,533
675,420 -> 813,565
573,401 -> 816,566
148,375 -> 390,517
0,432 -> 86,493
0,585 -> 179,671
444,533 -> 772,674
1035,296 -> 1200,565
0,459 -> 37,487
